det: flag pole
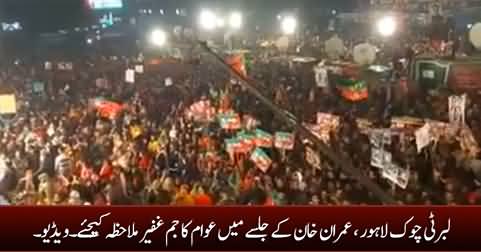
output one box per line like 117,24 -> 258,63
197,40 -> 396,204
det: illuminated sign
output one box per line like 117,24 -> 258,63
88,0 -> 123,9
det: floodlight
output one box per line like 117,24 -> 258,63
150,29 -> 167,47
199,9 -> 217,30
229,12 -> 243,29
281,16 -> 297,35
376,16 -> 397,37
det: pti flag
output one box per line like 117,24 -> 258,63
336,79 -> 368,102
274,132 -> 295,150
250,148 -> 272,173
218,112 -> 241,130
255,129 -> 273,148
188,100 -> 215,122
226,54 -> 247,77
93,99 -> 125,120
237,131 -> 256,151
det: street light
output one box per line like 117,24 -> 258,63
150,29 -> 167,47
281,16 -> 297,35
199,9 -> 218,30
229,12 -> 243,29
376,16 -> 397,37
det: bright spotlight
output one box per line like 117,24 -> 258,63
229,12 -> 243,29
150,29 -> 167,47
86,38 -> 93,44
281,16 -> 297,35
199,9 -> 218,30
217,18 -> 225,28
376,16 -> 397,37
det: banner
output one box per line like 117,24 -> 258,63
415,124 -> 431,153
369,129 -> 391,148
314,63 -> 329,88
237,131 -> 256,152
218,112 -> 241,130
448,94 -> 466,125
274,132 -> 295,150
125,69 -> 135,83
305,147 -> 321,170
250,148 -> 272,173
135,65 -> 144,74
254,129 -> 273,148
188,101 -> 215,122
317,113 -> 340,129
371,148 -> 392,169
382,163 -> 409,190
0,95 -> 17,114
336,79 -> 369,102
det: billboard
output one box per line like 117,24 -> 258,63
88,0 -> 122,9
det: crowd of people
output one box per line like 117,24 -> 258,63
0,31 -> 480,206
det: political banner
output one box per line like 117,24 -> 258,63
371,148 -> 392,169
415,124 -> 432,153
218,112 -> 241,130
254,129 -> 273,148
135,65 -> 144,74
125,69 -> 135,83
449,94 -> 466,125
274,132 -> 295,150
250,148 -> 272,173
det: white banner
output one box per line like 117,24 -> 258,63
369,129 -> 391,148
415,123 -> 431,153
382,163 -> 409,190
125,69 -> 135,83
314,63 -> 329,88
371,148 -> 392,169
449,94 -> 466,125
135,65 -> 144,74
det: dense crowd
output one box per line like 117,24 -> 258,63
0,34 -> 480,206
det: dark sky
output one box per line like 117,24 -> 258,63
0,0 -> 357,33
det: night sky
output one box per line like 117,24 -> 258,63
0,0 -> 357,33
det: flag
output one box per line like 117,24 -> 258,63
95,100 -> 124,120
218,112 -> 241,130
237,131 -> 256,152
225,137 -> 248,154
226,54 -> 247,77
255,129 -> 273,148
188,101 -> 215,122
336,79 -> 368,102
274,132 -> 295,150
130,125 -> 144,139
250,148 -> 272,173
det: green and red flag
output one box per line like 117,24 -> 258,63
250,148 -> 272,173
218,112 -> 241,130
336,79 -> 368,102
255,129 -> 273,148
274,132 -> 295,150
237,131 -> 256,151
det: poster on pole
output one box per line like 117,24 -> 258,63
125,69 -> 135,83
448,94 -> 466,125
